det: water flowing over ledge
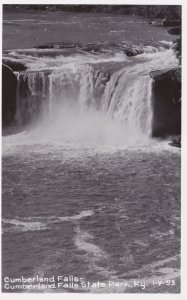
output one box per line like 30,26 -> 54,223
2,43 -> 179,148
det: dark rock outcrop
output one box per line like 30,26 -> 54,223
163,19 -> 181,27
36,42 -> 80,49
2,64 -> 17,128
172,38 -> 181,64
150,68 -> 181,137
168,27 -> 181,35
35,42 -> 144,57
2,59 -> 27,71
169,135 -> 181,148
148,19 -> 164,26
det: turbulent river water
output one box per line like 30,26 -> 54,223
2,11 -> 181,293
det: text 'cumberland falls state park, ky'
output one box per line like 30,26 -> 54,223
2,4 -> 181,294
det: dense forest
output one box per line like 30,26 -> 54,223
3,5 -> 181,20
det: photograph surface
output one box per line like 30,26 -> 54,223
2,4 -> 181,293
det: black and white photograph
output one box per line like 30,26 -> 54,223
1,1 -> 183,295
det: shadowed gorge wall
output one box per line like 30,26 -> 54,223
2,64 -> 17,128
150,68 -> 181,137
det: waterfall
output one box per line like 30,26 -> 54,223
101,68 -> 153,137
15,72 -> 50,127
12,47 -> 178,142
15,63 -> 153,137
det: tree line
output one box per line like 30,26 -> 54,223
3,5 -> 181,20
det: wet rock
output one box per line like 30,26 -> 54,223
2,64 -> 17,128
35,42 -> 144,57
163,19 -> 181,27
36,42 -> 81,49
169,136 -> 181,148
150,68 -> 181,82
172,38 -> 181,64
35,45 -> 54,49
2,59 -> 27,71
81,43 -> 105,53
150,68 -> 181,137
123,45 -> 144,56
168,27 -> 181,35
148,18 -> 181,29
149,19 -> 165,26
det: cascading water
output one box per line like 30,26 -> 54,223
12,45 -> 178,145
101,68 -> 153,136
15,71 -> 50,127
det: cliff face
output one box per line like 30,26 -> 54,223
172,38 -> 181,65
2,64 -> 17,128
150,68 -> 181,137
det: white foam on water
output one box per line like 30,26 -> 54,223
58,210 -> 94,221
2,210 -> 95,233
74,225 -> 117,280
4,19 -> 36,22
2,218 -> 47,232
28,210 -> 94,223
74,226 -> 106,258
159,40 -> 173,46
109,30 -> 126,34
